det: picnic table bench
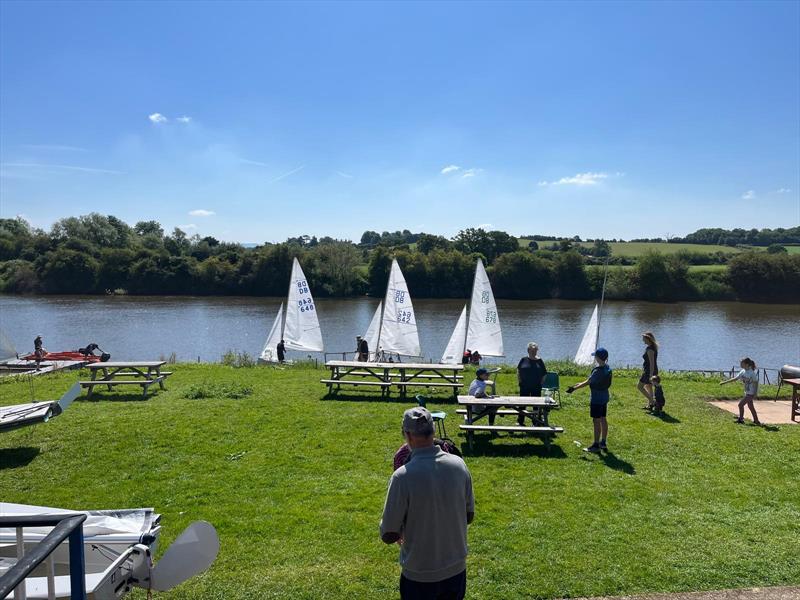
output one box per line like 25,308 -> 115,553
785,378 -> 800,422
322,361 -> 464,398
80,361 -> 170,398
457,395 -> 563,451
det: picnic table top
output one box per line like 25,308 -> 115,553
87,361 -> 167,369
325,360 -> 464,370
457,395 -> 558,407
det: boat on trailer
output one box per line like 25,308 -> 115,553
0,502 -> 218,599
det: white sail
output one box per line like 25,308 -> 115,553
574,304 -> 599,366
363,301 -> 382,358
466,259 -> 503,356
283,258 -> 323,352
0,328 -> 17,363
379,259 -> 421,357
441,305 -> 468,364
260,303 -> 284,363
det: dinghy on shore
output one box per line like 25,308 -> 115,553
369,259 -> 421,360
0,383 -> 80,434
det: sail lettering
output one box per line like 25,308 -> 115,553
397,310 -> 413,324
481,291 -> 490,304
485,310 -> 497,323
394,290 -> 406,304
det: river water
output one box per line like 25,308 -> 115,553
0,295 -> 798,370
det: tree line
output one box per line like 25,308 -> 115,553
0,215 -> 797,302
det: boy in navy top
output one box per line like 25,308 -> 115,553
566,348 -> 613,453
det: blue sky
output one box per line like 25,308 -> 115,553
1,0 -> 798,243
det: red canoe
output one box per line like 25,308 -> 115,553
22,351 -> 107,363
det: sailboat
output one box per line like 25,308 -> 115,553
574,259 -> 610,365
367,259 -> 421,360
0,383 -> 81,434
441,258 -> 503,364
259,258 -> 324,363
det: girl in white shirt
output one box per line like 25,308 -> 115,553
720,357 -> 761,425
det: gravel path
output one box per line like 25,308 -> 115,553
571,587 -> 800,600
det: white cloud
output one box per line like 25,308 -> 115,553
553,172 -> 608,186
776,188 -> 791,194
1,162 -> 123,175
741,190 -> 756,200
178,224 -> 198,230
441,165 -> 460,175
537,180 -> 549,187
335,170 -> 354,179
461,168 -> 483,179
269,164 -> 305,184
189,209 -> 215,217
176,116 -> 192,123
476,223 -> 494,229
239,157 -> 270,167
148,113 -> 168,123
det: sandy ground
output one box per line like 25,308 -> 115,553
571,586 -> 800,600
707,399 -> 797,425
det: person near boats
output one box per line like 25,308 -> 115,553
517,342 -> 548,426
566,347 -> 613,453
356,336 -> 369,361
469,367 -> 497,425
720,357 -> 761,425
469,350 -> 482,366
380,407 -> 474,600
637,332 -> 659,409
461,349 -> 472,365
276,339 -> 286,364
33,334 -> 46,364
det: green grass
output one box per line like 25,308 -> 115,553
2,365 -> 798,599
784,245 -> 800,255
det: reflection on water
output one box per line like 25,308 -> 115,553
0,295 -> 798,370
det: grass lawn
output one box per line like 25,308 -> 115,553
519,240 -> 749,258
1,365 -> 798,599
784,245 -> 800,255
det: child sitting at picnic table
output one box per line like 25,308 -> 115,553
469,367 -> 497,425
566,348 -> 613,453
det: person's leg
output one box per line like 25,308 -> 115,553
400,574 -> 437,600
600,416 -> 608,442
637,379 -> 652,405
746,395 -> 760,424
737,397 -> 747,421
432,569 -> 466,600
593,417 -> 602,444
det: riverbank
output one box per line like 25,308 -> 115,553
2,365 -> 798,599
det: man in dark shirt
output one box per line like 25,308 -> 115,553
276,339 -> 286,364
516,342 -> 547,425
357,336 -> 369,361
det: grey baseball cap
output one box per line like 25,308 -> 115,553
402,407 -> 434,436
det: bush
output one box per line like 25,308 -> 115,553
182,381 -> 253,400
221,350 -> 256,368
728,253 -> 800,302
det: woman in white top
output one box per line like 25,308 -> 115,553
720,357 -> 761,425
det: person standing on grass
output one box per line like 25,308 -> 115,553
380,407 -> 474,600
356,336 -> 369,361
276,339 -> 286,364
566,347 -> 613,453
517,342 -> 547,426
720,357 -> 761,425
650,375 -> 666,415
637,332 -> 659,409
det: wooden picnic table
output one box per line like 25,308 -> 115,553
322,361 -> 464,398
80,361 -> 170,398
457,395 -> 563,451
785,378 -> 800,422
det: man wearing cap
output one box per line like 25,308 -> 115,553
566,347 -> 613,453
380,407 -> 475,599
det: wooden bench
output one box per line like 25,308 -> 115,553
395,381 -> 461,388
459,424 -> 564,450
456,409 -> 521,416
80,376 -> 165,399
320,379 -> 391,387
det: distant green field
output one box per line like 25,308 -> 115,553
784,245 -> 800,255
519,240 -> 748,257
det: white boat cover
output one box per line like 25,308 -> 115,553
378,260 -> 421,357
441,305 -> 468,364
0,328 -> 16,363
283,258 -> 324,352
0,384 -> 80,433
363,301 -> 382,358
466,259 -> 503,357
574,304 -> 599,366
260,303 -> 284,362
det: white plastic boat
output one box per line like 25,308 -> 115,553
0,384 -> 80,434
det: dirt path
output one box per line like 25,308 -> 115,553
571,586 -> 800,600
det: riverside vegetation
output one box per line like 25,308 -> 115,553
0,364 -> 798,599
1,215 -> 798,302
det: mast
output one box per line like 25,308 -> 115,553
596,257 -> 610,347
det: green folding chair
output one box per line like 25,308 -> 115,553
542,372 -> 561,405
415,394 -> 447,438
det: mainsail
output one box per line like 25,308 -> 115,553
378,259 -> 421,357
574,304 -> 599,366
260,303 -> 284,362
0,328 -> 17,363
363,301 -> 382,358
440,305 -> 467,364
466,259 -> 503,356
283,258 -> 324,352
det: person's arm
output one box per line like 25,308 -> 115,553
465,470 -> 475,525
379,476 -> 407,545
540,360 -> 547,386
517,359 -> 522,385
566,377 -> 590,393
721,370 -> 743,386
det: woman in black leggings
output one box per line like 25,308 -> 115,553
637,332 -> 659,408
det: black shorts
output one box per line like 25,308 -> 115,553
590,403 -> 607,418
519,386 -> 541,397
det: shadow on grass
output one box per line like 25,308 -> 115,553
320,392 -> 409,403
461,436 -> 568,459
758,424 -> 781,432
598,451 -> 635,475
80,392 -> 154,403
652,411 -> 681,424
0,446 -> 40,470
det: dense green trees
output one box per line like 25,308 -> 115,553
1,215 -> 797,303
